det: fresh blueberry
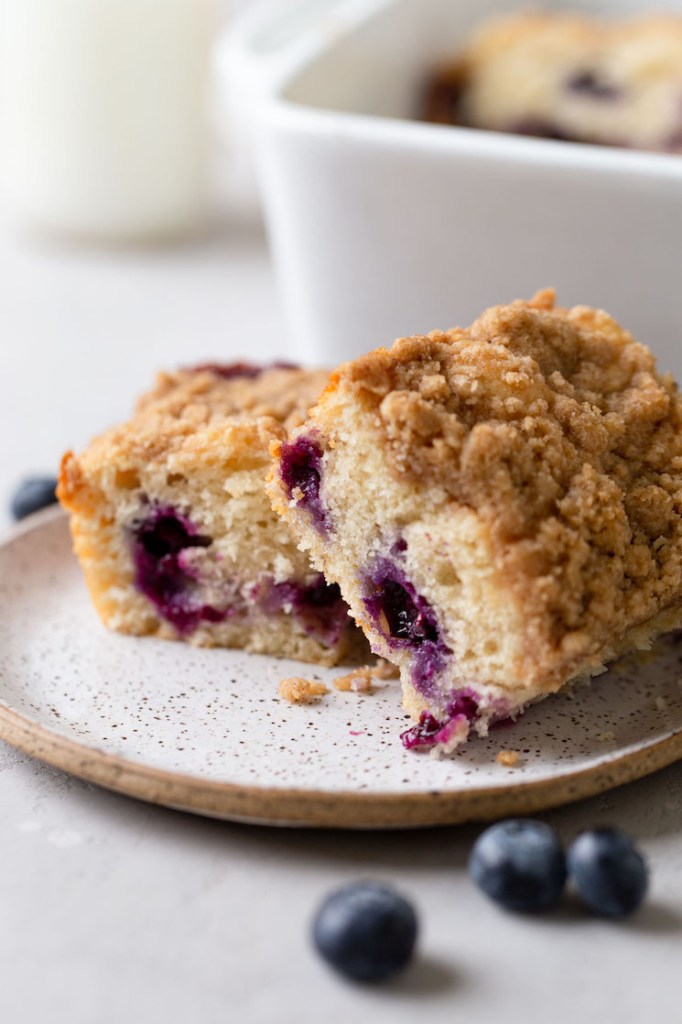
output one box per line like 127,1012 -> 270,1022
567,827 -> 648,918
312,881 -> 418,982
469,819 -> 567,913
11,476 -> 59,521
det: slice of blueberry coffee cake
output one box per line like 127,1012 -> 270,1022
269,291 -> 682,751
423,12 -> 682,154
58,363 -> 365,665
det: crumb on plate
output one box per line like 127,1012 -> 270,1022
496,749 -> 520,767
333,666 -> 374,694
279,677 -> 328,704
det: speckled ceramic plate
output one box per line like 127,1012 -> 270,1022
2,509 -> 682,828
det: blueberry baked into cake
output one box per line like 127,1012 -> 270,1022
424,12 -> 682,154
58,363 -> 364,665
269,290 -> 682,751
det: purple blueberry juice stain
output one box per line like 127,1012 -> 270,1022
131,505 -> 225,634
401,711 -> 459,751
184,361 -> 299,380
132,504 -> 348,643
279,435 -> 329,533
258,574 -> 349,648
400,690 -> 480,751
362,552 -> 515,750
401,690 -> 514,750
362,558 -> 451,698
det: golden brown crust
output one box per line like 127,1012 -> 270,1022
59,367 -> 330,517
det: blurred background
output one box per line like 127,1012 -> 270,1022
0,0 -> 275,527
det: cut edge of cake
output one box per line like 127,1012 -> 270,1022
58,364 -> 367,667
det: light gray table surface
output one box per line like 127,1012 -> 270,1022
0,214 -> 680,1024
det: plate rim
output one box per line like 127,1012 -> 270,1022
2,700 -> 682,828
3,509 -> 682,829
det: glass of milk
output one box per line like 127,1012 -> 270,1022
0,0 -> 214,242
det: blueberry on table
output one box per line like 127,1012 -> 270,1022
312,881 -> 418,982
469,819 -> 567,913
567,827 -> 648,918
10,476 -> 59,521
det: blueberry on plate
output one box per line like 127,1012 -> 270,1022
567,827 -> 648,918
10,476 -> 59,521
312,881 -> 418,982
469,818 -> 567,913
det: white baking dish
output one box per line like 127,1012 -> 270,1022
220,0 -> 682,369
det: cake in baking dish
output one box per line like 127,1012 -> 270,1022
423,12 -> 682,154
58,363 -> 365,665
269,290 -> 682,751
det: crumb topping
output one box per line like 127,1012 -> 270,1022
60,366 -> 330,490
320,290 -> 682,655
137,365 -> 329,433
278,677 -> 329,703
